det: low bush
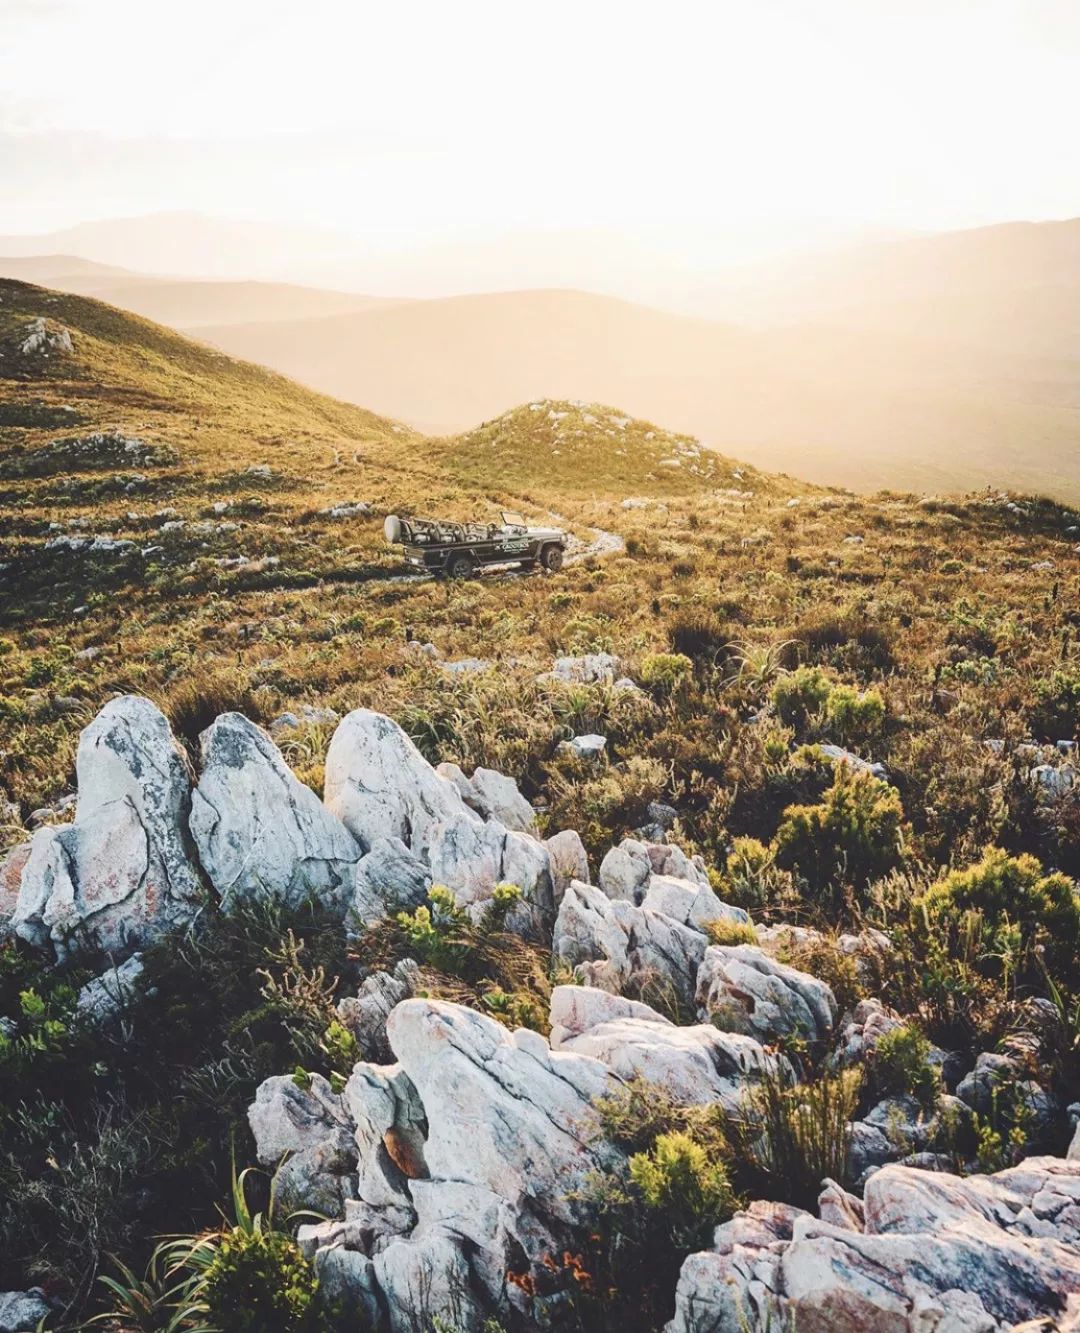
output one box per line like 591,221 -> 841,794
772,665 -> 832,729
868,1023 -> 939,1109
738,1066 -> 861,1210
774,767 -> 906,909
910,847 -> 1080,993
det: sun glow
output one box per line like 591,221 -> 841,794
3,0 -> 1080,256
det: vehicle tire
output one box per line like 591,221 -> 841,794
447,552 -> 476,579
541,544 -> 564,572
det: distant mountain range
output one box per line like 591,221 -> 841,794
3,213 -> 1079,501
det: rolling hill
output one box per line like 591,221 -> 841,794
192,286 -> 1080,501
2,280 -> 1080,1330
7,214 -> 1080,502
0,254 -> 402,331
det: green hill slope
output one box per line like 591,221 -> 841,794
2,281 -> 1080,1327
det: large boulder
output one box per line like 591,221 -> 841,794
553,879 -> 708,1009
325,711 -> 550,921
0,1290 -> 51,1332
667,1157 -> 1080,1333
549,984 -> 788,1112
695,944 -> 837,1044
190,713 -> 360,915
469,767 -> 536,833
12,697 -> 201,959
386,1000 -> 621,1238
544,828 -> 590,906
324,710 -> 475,859
351,837 -> 431,926
598,836 -> 711,904
435,762 -> 537,833
642,874 -> 748,932
247,1072 -> 358,1217
265,998 -> 629,1330
427,814 -> 553,916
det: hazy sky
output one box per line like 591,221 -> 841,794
3,0 -> 1080,257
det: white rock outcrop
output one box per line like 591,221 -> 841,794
190,713 -> 361,915
263,998 -> 628,1330
19,317 -> 73,356
12,697 -> 201,959
553,879 -> 708,1008
325,710 -> 552,920
667,1158 -> 1080,1333
549,985 -> 789,1111
695,944 -> 837,1044
325,710 -> 475,859
351,837 -> 432,926
544,828 -> 590,905
247,1072 -> 359,1218
598,836 -> 711,904
427,813 -> 553,916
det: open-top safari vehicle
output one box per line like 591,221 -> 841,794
383,511 -> 567,577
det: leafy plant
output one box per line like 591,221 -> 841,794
738,1066 -> 861,1209
628,1130 -> 734,1249
774,766 -> 905,905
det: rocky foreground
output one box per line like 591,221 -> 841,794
2,693 -> 1079,1332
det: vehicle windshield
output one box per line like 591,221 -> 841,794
501,511 -> 526,528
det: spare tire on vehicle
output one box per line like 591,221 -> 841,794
383,514 -> 403,544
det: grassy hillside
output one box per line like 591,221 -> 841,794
1,278 -> 1077,821
2,281 -> 1080,1328
187,286 -> 1080,502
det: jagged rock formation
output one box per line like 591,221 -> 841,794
667,1158 -> 1080,1332
695,944 -> 837,1044
553,879 -> 709,1008
325,709 -> 554,919
4,698 -> 561,955
549,984 -> 790,1111
190,712 -> 360,914
436,761 -> 536,832
324,709 -> 476,859
598,835 -> 711,903
6,694 -> 1080,1331
251,998 -> 627,1330
12,697 -> 201,959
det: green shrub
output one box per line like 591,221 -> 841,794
739,1066 -> 861,1209
628,1130 -> 734,1249
395,886 -> 471,973
910,847 -> 1080,992
825,683 -> 885,744
639,651 -> 693,693
774,767 -> 905,903
870,1023 -> 939,1109
772,665 -> 832,728
704,917 -> 759,947
717,836 -> 795,913
200,1227 -> 324,1333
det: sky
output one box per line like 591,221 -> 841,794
2,0 -> 1080,267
